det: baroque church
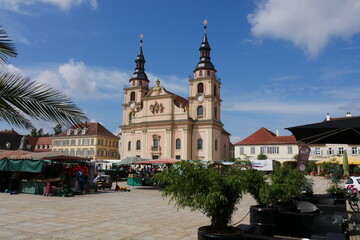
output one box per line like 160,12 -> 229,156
119,23 -> 231,161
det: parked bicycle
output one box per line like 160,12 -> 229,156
347,185 -> 360,212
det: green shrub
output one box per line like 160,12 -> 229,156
153,160 -> 245,232
257,153 -> 268,160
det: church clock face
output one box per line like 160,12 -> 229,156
129,101 -> 136,110
197,95 -> 204,103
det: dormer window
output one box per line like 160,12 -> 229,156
67,129 -> 73,135
82,128 -> 88,135
74,129 -> 78,135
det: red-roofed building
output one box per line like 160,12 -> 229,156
52,122 -> 120,160
32,137 -> 53,152
234,128 -> 298,163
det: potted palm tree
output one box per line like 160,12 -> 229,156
154,160 -> 245,240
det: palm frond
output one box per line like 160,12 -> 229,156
0,28 -> 17,64
0,71 -> 88,129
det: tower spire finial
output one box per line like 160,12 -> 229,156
203,19 -> 207,32
140,33 -> 143,46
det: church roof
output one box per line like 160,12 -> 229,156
234,127 -> 297,145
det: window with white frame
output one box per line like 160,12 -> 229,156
239,147 -> 244,155
338,147 -> 344,155
288,146 -> 293,154
352,147 -> 358,155
260,146 -> 279,154
315,148 -> 321,155
251,147 -> 255,155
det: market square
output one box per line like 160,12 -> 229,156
0,176 -> 335,240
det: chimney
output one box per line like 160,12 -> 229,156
276,129 -> 279,137
326,113 -> 331,121
346,112 -> 352,117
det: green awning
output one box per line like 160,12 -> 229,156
0,159 -> 43,173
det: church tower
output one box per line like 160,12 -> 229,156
189,20 -> 222,123
122,35 -> 150,125
188,20 -> 226,161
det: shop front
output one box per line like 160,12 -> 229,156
0,150 -> 94,196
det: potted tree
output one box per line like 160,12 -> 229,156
154,160 -> 245,240
322,159 -> 346,199
242,165 -> 312,236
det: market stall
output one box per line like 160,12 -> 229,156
0,150 -> 93,196
126,158 -> 179,187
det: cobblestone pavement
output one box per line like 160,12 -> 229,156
0,176 -> 358,240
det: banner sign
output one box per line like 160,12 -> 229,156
297,146 -> 311,171
250,160 -> 273,171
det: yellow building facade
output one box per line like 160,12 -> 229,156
52,122 -> 119,160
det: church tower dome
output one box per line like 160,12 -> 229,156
193,19 -> 216,78
129,34 -> 149,88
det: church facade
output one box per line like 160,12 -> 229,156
119,24 -> 230,161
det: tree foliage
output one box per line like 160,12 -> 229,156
242,165 -> 312,207
257,153 -> 268,160
154,161 -> 245,232
0,27 -> 88,129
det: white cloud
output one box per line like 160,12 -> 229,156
0,0 -> 98,13
0,64 -> 24,75
241,38 -> 263,46
2,60 -> 188,101
223,101 -> 343,115
271,75 -> 299,82
147,73 -> 188,95
30,59 -> 130,100
248,0 -> 360,58
230,136 -> 241,144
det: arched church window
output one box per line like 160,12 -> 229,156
215,140 -> 218,151
130,92 -> 136,101
128,141 -> 131,151
136,140 -> 141,150
207,70 -> 210,76
197,83 -> 204,93
199,71 -> 203,77
213,85 -> 217,96
176,139 -> 181,149
139,81 -> 142,86
129,113 -> 132,123
197,139 -> 203,150
197,106 -> 204,117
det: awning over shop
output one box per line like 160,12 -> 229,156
138,158 -> 180,164
0,159 -> 43,172
315,156 -> 360,165
286,116 -> 360,144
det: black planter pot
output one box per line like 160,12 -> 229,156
330,192 -> 345,200
272,199 -> 295,212
249,205 -> 278,236
198,226 -> 242,240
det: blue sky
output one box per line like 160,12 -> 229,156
1,0 -> 360,144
